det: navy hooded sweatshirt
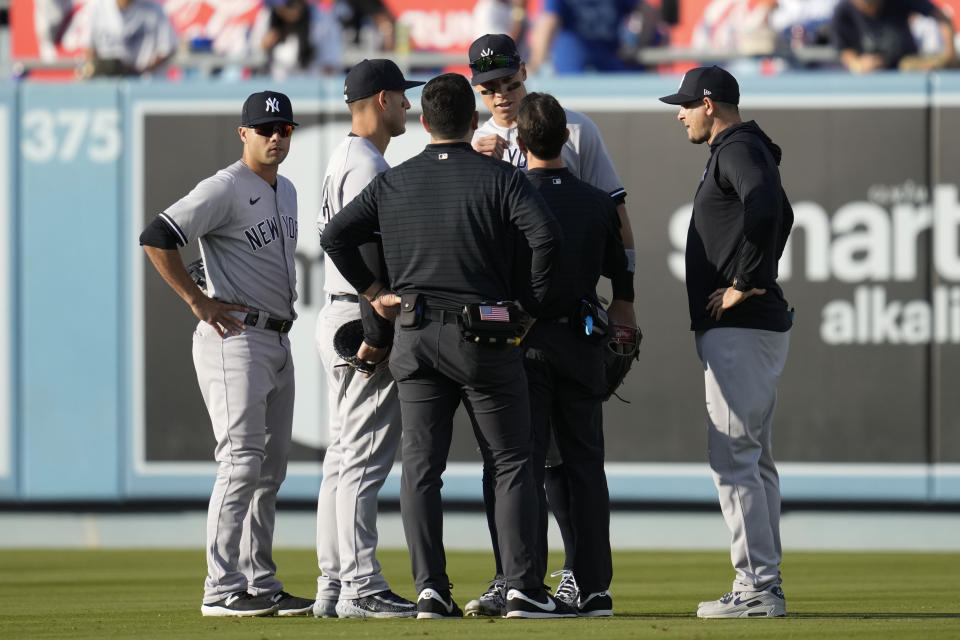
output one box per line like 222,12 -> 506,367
685,120 -> 793,333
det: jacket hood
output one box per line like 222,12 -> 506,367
711,120 -> 782,165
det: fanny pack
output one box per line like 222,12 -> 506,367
460,301 -> 528,345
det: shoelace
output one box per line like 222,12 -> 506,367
481,579 -> 506,603
551,569 -> 579,603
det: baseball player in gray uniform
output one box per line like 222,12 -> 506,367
313,59 -> 424,619
464,33 -> 638,615
140,91 -> 313,618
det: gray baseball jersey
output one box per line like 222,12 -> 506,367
319,136 -> 389,296
161,159 -> 299,320
315,134 -> 404,606
160,158 -> 300,607
472,108 -> 627,200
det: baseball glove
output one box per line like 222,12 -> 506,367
603,325 -> 642,402
333,319 -> 386,376
186,258 -> 207,292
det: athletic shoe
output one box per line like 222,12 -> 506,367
336,590 -> 417,618
200,591 -> 279,617
416,588 -> 463,619
504,588 -> 578,619
270,591 -> 315,616
550,569 -> 580,607
312,597 -> 338,618
578,590 -> 613,617
464,577 -> 506,617
696,585 -> 786,618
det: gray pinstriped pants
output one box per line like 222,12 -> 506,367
194,320 -> 295,604
696,327 -> 790,593
314,299 -> 402,600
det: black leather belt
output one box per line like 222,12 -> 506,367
330,293 -> 359,303
423,308 -> 461,324
243,312 -> 293,333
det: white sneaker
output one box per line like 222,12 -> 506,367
696,586 -> 786,618
312,597 -> 338,618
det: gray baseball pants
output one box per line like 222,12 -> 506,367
696,327 -> 790,593
315,298 -> 402,600
193,320 -> 295,604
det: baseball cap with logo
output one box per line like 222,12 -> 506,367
468,34 -> 522,86
344,59 -> 425,103
241,90 -> 298,127
659,66 -> 740,106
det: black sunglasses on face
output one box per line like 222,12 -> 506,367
251,123 -> 294,138
480,80 -> 522,97
469,54 -> 520,72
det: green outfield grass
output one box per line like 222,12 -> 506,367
1,548 -> 957,639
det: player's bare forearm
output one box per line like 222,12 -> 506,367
616,203 -> 635,251
142,246 -> 247,336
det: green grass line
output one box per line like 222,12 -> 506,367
1,549 -> 958,639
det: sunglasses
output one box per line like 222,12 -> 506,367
250,123 -> 294,138
479,80 -> 523,97
470,54 -> 520,73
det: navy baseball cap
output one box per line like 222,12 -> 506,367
468,34 -> 522,86
241,90 -> 298,126
344,59 -> 425,103
659,66 -> 740,106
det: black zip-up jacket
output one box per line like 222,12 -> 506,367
525,167 -> 633,320
686,121 -> 793,332
321,142 -> 562,312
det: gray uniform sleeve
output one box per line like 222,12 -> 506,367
573,114 -> 626,201
160,172 -> 234,245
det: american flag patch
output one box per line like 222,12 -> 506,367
479,305 -> 510,322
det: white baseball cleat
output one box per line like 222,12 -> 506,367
696,585 -> 786,618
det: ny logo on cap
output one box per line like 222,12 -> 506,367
481,47 -> 493,57
265,97 -> 280,113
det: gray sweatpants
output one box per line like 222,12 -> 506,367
696,327 -> 790,593
315,298 -> 402,600
193,320 -> 295,604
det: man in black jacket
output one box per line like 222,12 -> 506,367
516,92 -> 634,617
660,66 -> 793,619
320,72 -> 575,619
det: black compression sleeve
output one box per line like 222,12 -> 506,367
139,216 -> 183,249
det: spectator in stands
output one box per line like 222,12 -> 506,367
336,0 -> 396,51
473,0 -> 529,49
250,0 -> 343,80
34,0 -> 74,62
81,0 -> 177,78
528,0 -> 655,73
691,0 -> 782,59
831,0 -> 958,72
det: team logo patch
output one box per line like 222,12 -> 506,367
265,97 -> 280,113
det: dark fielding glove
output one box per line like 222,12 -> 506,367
333,319 -> 386,376
186,258 -> 206,292
603,325 -> 642,402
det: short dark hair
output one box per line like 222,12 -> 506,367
516,92 -> 567,161
421,73 -> 476,139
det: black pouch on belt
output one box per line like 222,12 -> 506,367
399,292 -> 423,328
572,298 -> 609,343
460,301 -> 527,344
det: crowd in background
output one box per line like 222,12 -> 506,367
24,0 -> 960,80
